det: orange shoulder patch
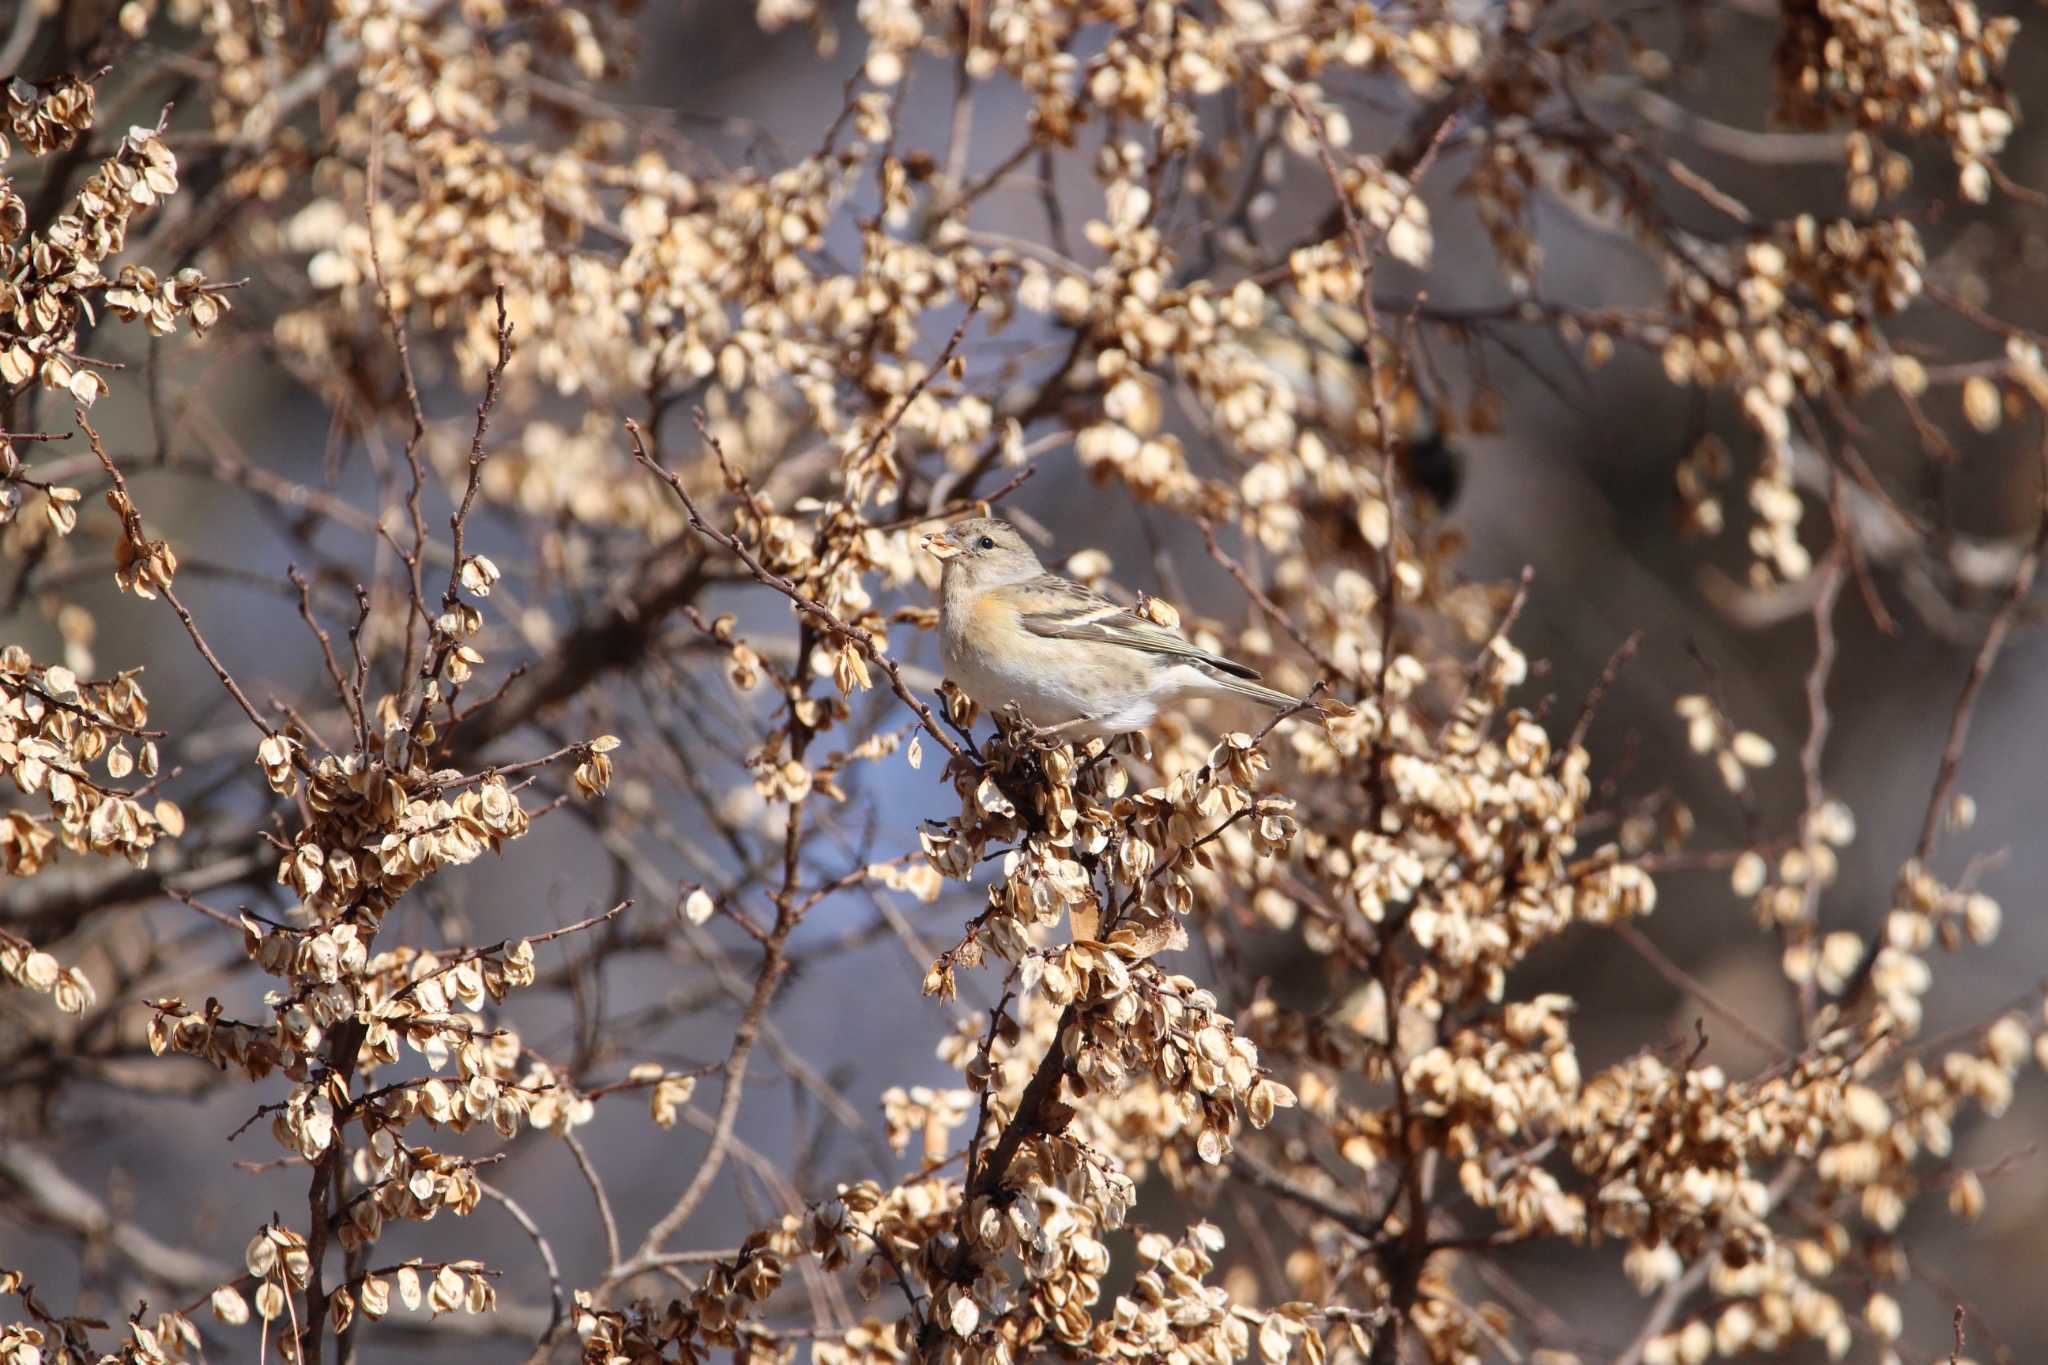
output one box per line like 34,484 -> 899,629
971,589 -> 1018,632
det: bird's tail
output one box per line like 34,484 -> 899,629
1204,670 -> 1312,713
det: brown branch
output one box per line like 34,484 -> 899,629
446,545 -> 712,764
0,1144 -> 228,1293
1284,88 -> 1456,707
1197,516 -> 1346,687
1791,551 -> 1847,1028
290,563 -> 366,751
303,1133 -> 334,1363
611,799 -> 811,1285
364,103 -> 434,688
938,137 -> 1038,217
8,847 -> 268,943
1229,1147 -> 1391,1244
612,969 -> 765,1271
1566,630 -> 1644,757
1831,446 -> 2048,1014
629,417 -> 971,766
2,675 -> 166,739
1612,922 -> 1791,1061
969,1002 -> 1076,1199
446,288 -> 513,603
562,1128 -> 622,1274
389,901 -> 629,1004
864,450 -> 1040,534
1912,504 -> 2044,866
76,410 -> 277,743
1441,565 -> 1535,743
479,1182 -> 566,1343
409,286 -> 514,735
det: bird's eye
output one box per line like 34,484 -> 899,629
977,535 -> 996,550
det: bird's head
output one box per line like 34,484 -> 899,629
921,517 -> 1044,589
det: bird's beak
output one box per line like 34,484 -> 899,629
921,530 -> 960,561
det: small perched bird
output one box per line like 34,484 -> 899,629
923,517 -> 1303,738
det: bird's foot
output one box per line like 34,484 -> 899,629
995,703 -> 1091,752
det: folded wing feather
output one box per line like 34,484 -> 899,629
1014,575 -> 1264,681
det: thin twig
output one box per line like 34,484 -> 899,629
1613,1161 -> 1804,1365
1230,1147 -> 1391,1244
76,410 -> 276,742
1912,506 -> 2044,865
409,286 -> 514,733
290,563 -> 367,751
1612,923 -> 1790,1060
562,1129 -> 621,1275
1440,566 -> 1535,744
1566,630 -> 1643,757
364,103 -> 433,687
630,417 -> 972,767
389,902 -> 629,1004
1197,516 -> 1346,687
613,798 -> 811,1283
1834,450 -> 2048,1011
479,1182 -> 566,1341
1793,551 -> 1846,1027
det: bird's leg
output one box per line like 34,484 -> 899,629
994,703 -> 1074,751
1033,717 -> 1123,758
993,701 -> 1091,745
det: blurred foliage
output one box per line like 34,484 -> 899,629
2,2 -> 2046,1364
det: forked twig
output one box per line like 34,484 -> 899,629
629,417 -> 973,767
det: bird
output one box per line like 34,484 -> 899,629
922,516 -> 1305,739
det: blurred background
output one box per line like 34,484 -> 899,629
5,2 -> 2048,1360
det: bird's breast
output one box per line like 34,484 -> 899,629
942,586 -> 1023,690
941,583 -> 1144,727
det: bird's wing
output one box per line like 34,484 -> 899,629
1009,575 -> 1263,681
